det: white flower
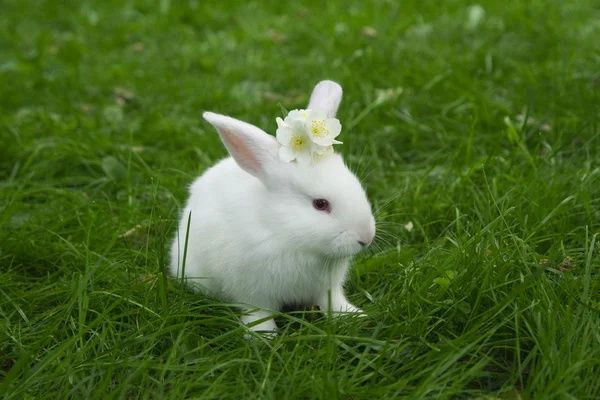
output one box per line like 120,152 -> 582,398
275,108 -> 342,163
276,110 -> 312,163
277,128 -> 312,163
305,109 -> 342,147
312,144 -> 334,160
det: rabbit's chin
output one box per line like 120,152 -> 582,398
324,248 -> 361,260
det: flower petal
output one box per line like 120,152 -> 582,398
286,109 -> 307,122
310,144 -> 334,162
278,146 -> 296,162
276,126 -> 294,145
289,118 -> 306,134
311,135 -> 333,146
290,132 -> 311,152
325,118 -> 341,138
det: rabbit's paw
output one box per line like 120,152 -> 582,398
241,309 -> 277,336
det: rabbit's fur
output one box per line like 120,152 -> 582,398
170,81 -> 375,332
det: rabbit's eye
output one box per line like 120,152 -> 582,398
312,198 -> 331,213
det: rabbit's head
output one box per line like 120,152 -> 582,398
203,81 -> 375,259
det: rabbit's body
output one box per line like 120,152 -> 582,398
170,157 -> 351,310
170,81 -> 374,332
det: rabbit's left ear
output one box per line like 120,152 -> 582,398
307,80 -> 343,118
203,112 -> 278,180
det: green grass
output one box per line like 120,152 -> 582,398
1,0 -> 599,398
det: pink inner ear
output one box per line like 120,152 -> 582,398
219,127 -> 261,175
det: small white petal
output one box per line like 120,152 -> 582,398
311,135 -> 334,147
289,118 -> 306,133
279,146 -> 296,162
276,117 -> 285,129
276,126 -> 294,145
287,109 -> 307,122
321,146 -> 334,156
312,144 -> 334,161
325,118 -> 341,138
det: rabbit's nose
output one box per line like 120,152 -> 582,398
357,219 -> 376,247
357,237 -> 373,247
357,232 -> 374,247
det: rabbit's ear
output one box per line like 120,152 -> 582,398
203,112 -> 278,179
307,80 -> 343,118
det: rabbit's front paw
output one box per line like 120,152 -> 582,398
343,303 -> 364,314
241,309 -> 277,333
319,293 -> 365,316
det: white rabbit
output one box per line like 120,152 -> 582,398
170,80 -> 375,332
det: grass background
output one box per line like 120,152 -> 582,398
1,0 -> 599,398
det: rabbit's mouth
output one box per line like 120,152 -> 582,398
328,231 -> 366,258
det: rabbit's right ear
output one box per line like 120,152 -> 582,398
307,80 -> 343,118
203,112 -> 278,180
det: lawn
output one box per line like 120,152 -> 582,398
1,0 -> 599,398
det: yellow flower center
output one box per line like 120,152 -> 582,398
291,134 -> 306,151
311,120 -> 328,137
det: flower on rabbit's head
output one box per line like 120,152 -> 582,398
276,109 -> 342,163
